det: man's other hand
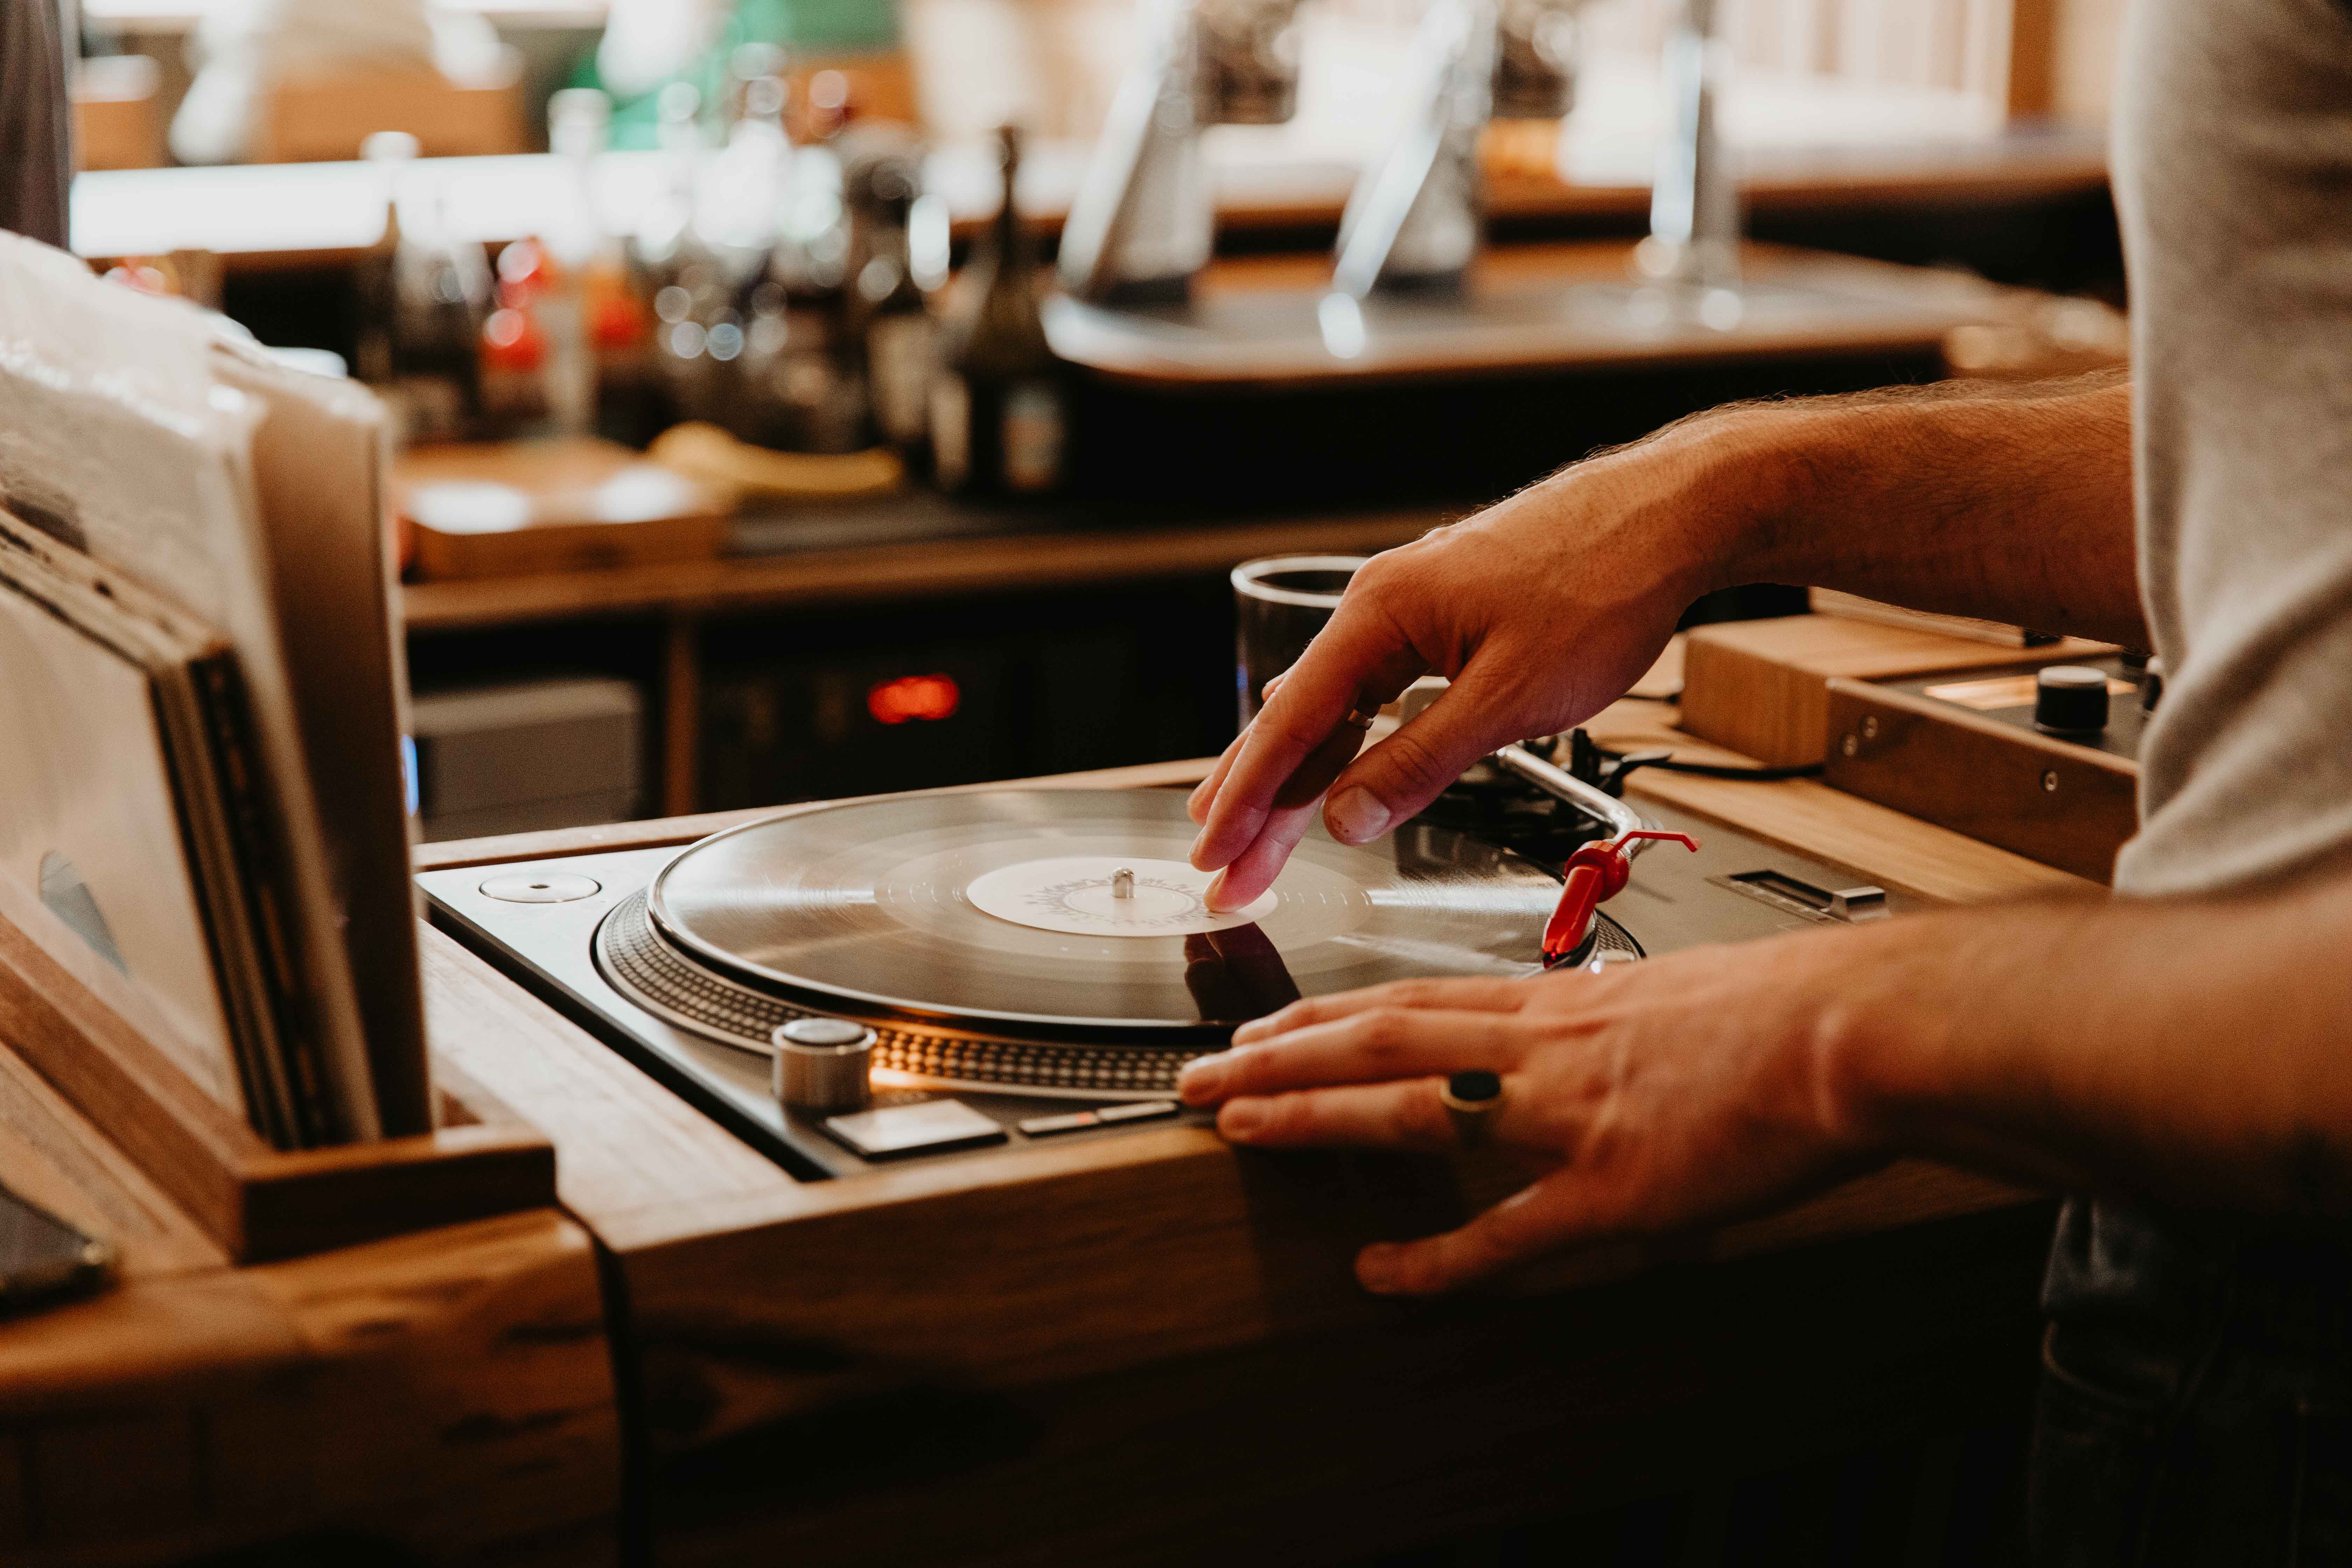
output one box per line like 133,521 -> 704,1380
1174,931 -> 1885,1294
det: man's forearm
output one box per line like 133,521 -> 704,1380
1820,876 -> 2352,1224
1673,370 -> 2146,646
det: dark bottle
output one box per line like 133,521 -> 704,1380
763,132 -> 869,454
930,125 -> 1066,497
355,131 -> 491,443
844,133 -> 936,454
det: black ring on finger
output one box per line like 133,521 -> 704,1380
1437,1069 -> 1505,1149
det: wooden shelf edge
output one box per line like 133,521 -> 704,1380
0,906 -> 556,1264
235,1124 -> 557,1264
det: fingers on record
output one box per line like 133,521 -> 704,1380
1231,975 -> 1534,1044
1196,1008 -> 1521,1101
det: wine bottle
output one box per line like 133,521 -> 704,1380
845,136 -> 935,453
355,131 -> 491,443
930,126 -> 1066,497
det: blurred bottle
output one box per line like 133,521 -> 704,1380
654,50 -> 795,443
634,81 -> 733,433
635,81 -> 710,290
758,93 -> 867,453
930,126 -> 1066,498
704,47 -> 793,274
843,132 -> 935,455
541,87 -> 639,439
355,130 -> 492,444
480,237 -> 552,432
801,67 -> 854,144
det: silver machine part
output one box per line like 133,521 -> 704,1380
1396,677 -> 1649,851
1330,0 -> 1582,297
772,1018 -> 878,1115
1490,742 -> 1657,852
1058,0 -> 1307,303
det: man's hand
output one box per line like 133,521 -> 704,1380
1178,869 -> 2352,1294
1187,420 -> 1759,909
1174,929 -> 1889,1294
1186,373 -> 2144,912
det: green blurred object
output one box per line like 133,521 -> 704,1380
741,0 -> 899,50
577,0 -> 901,149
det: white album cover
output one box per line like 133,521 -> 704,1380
0,585 -> 244,1110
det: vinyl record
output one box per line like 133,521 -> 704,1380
645,789 -> 1567,1039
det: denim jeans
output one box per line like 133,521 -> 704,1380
2030,1199 -> 2352,1567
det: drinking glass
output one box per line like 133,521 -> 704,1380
1231,555 -> 1369,731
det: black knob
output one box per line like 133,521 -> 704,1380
2034,665 -> 2109,735
2141,656 -> 2165,715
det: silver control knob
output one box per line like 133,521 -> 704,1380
772,1017 -> 877,1115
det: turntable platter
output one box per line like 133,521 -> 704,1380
644,789 -> 1575,1039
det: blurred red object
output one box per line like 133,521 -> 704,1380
867,673 -> 960,725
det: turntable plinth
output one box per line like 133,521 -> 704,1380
413,747 -> 2081,1565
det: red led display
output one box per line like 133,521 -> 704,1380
867,673 -> 961,725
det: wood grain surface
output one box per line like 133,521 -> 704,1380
0,901 -> 562,1262
396,437 -> 734,583
0,1208 -> 621,1566
643,1200 -> 2055,1568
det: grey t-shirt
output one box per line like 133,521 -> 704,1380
2114,0 -> 2352,897
2047,0 -> 2352,1326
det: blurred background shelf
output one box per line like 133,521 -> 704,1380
71,128 -> 2110,272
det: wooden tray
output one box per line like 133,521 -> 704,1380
0,907 -> 553,1263
395,437 -> 733,583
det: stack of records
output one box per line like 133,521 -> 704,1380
0,234 -> 429,1146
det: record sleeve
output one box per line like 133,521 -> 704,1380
0,521 -> 259,1125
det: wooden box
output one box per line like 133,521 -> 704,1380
1823,674 -> 2139,884
1679,612 -> 2112,768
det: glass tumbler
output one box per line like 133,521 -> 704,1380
1231,555 -> 1370,731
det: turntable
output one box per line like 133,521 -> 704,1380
421,773 -> 1919,1179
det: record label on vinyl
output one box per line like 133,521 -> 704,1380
964,857 -> 1279,937
646,789 -> 1560,1038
